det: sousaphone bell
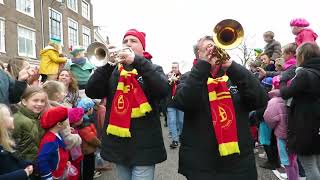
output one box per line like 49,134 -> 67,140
212,19 -> 244,65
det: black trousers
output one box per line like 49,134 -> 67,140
184,154 -> 257,180
263,131 -> 280,166
82,153 -> 95,180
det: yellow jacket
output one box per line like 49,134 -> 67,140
39,46 -> 67,75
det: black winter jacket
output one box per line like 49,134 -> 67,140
85,56 -> 169,166
0,146 -> 30,180
174,60 -> 268,180
280,57 -> 320,155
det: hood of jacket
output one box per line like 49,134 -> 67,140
40,45 -> 58,55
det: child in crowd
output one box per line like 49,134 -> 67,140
39,38 -> 67,82
12,87 -> 47,162
264,77 -> 299,180
290,18 -> 318,47
257,53 -> 276,79
0,104 -> 34,179
77,97 -> 101,180
42,81 -> 82,156
263,31 -> 282,62
68,107 -> 85,180
42,80 -> 68,107
37,106 -> 70,179
258,77 -> 281,170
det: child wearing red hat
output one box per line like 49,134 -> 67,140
68,107 -> 85,180
37,106 -> 71,179
290,18 -> 318,47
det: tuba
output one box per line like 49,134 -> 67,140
212,19 -> 244,65
86,42 -> 132,66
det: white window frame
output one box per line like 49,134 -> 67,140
82,25 -> 91,48
17,24 -> 36,58
16,0 -> 34,17
67,0 -> 78,13
49,8 -> 63,44
0,0 -> 4,4
68,18 -> 78,48
0,17 -> 5,53
81,0 -> 90,20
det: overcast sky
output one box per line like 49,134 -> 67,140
92,0 -> 319,73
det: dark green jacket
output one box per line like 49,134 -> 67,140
12,105 -> 43,161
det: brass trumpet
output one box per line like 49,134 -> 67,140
86,42 -> 132,66
212,19 -> 244,65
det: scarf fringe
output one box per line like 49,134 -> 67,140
218,142 -> 240,156
106,124 -> 131,138
131,102 -> 152,118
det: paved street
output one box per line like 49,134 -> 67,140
97,118 -> 279,180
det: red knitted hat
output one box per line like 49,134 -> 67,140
123,29 -> 146,50
68,108 -> 84,124
41,106 -> 68,129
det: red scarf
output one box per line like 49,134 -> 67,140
207,75 -> 240,156
169,72 -> 181,98
107,64 -> 152,137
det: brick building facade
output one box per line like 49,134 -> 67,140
0,0 -> 94,64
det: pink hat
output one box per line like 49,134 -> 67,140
272,76 -> 281,89
123,29 -> 146,50
290,18 -> 310,27
68,108 -> 84,124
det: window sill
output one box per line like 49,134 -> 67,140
67,7 -> 78,13
16,9 -> 35,18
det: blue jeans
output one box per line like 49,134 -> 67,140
298,155 -> 320,180
116,164 -> 155,180
167,107 -> 184,142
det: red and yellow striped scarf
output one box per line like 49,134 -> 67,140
207,75 -> 240,156
107,64 -> 152,138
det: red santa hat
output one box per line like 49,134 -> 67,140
40,106 -> 68,129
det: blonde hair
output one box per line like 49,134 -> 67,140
42,80 -> 65,101
296,42 -> 320,66
0,104 -> 15,152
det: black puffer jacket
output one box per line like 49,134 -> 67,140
85,56 -> 169,166
174,60 -> 268,180
280,57 -> 320,155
